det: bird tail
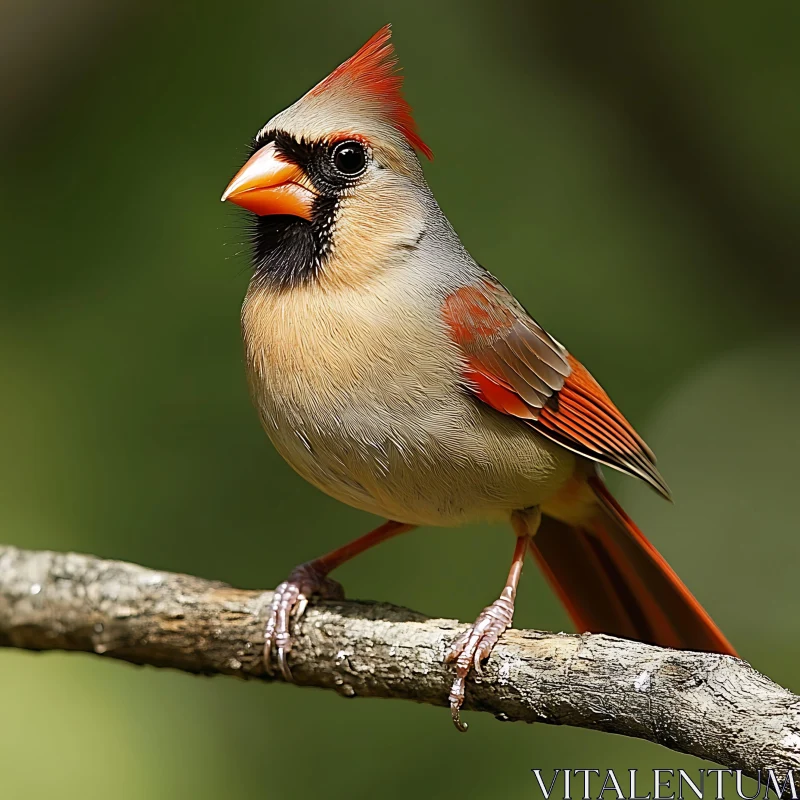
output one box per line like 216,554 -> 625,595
530,475 -> 737,656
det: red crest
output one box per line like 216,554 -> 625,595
311,25 -> 433,160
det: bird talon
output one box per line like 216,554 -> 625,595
473,650 -> 483,675
451,705 -> 468,733
278,646 -> 293,682
449,676 -> 469,732
261,564 -> 345,680
445,597 -> 515,732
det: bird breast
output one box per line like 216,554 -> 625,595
241,274 -> 575,526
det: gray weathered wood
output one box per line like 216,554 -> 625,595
1,545 -> 799,777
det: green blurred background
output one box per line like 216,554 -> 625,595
1,1 -> 798,797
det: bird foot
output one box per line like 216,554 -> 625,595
263,563 -> 344,681
445,591 -> 515,732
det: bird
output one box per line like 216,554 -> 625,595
221,24 -> 736,731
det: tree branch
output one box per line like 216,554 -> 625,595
1,545 -> 798,777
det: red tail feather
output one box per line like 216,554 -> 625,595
531,477 -> 737,657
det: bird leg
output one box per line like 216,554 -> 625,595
445,507 -> 540,731
263,519 -> 415,681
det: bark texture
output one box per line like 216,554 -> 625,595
1,545 -> 799,778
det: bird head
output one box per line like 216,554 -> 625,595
222,25 -> 434,289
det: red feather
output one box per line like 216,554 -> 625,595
467,367 -> 535,419
310,24 -> 433,160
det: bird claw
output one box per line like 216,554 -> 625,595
445,595 -> 515,732
263,564 -> 344,680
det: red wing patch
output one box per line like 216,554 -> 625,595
442,280 -> 569,414
443,279 -> 670,498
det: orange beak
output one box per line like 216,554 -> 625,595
221,142 -> 316,219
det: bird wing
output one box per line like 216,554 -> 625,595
442,277 -> 670,499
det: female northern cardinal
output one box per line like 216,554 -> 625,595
222,25 -> 736,730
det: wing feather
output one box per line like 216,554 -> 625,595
442,277 -> 670,499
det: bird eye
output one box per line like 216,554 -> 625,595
331,140 -> 367,177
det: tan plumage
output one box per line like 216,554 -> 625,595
242,261 -> 576,528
